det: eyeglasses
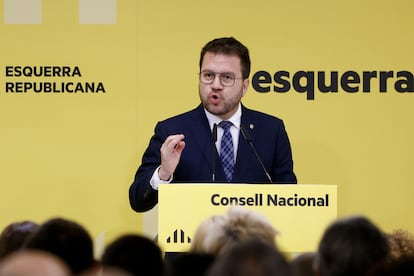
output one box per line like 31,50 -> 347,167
199,70 -> 243,87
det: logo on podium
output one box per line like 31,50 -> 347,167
166,229 -> 192,244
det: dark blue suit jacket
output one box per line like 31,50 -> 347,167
129,104 -> 297,212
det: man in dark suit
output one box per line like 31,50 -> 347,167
129,37 -> 297,213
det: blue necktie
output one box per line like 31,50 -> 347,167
219,121 -> 234,182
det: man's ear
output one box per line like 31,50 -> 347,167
241,78 -> 249,97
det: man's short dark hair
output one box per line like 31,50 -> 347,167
0,221 -> 38,258
101,234 -> 164,276
24,217 -> 95,274
207,238 -> 291,276
199,37 -> 251,79
316,216 -> 389,276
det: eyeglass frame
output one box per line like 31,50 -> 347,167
198,70 -> 244,87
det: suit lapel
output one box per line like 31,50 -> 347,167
187,105 -> 218,173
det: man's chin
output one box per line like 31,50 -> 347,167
206,105 -> 225,116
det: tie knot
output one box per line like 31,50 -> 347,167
219,121 -> 232,130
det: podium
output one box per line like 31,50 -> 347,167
158,184 -> 337,253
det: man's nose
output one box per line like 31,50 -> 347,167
211,74 -> 223,88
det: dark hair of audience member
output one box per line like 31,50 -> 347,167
387,255 -> 414,276
0,220 -> 39,259
23,217 -> 96,274
206,238 -> 292,276
315,215 -> 389,276
290,252 -> 316,276
369,230 -> 414,276
101,234 -> 164,276
164,252 -> 215,276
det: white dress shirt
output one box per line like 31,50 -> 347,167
150,103 -> 242,190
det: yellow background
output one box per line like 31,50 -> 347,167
0,0 -> 413,254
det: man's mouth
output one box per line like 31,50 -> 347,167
209,93 -> 221,104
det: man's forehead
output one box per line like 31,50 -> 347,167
201,52 -> 242,69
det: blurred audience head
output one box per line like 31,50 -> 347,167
0,220 -> 38,259
164,252 -> 215,276
315,215 -> 389,276
386,255 -> 414,276
24,217 -> 96,275
386,229 -> 414,263
206,238 -> 291,276
101,234 -> 164,276
191,206 -> 278,255
0,250 -> 71,276
367,229 -> 414,276
290,252 -> 316,276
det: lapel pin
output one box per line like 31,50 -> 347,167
250,124 -> 254,129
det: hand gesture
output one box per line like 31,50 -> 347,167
158,134 -> 185,180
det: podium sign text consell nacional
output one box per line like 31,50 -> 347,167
158,184 -> 337,253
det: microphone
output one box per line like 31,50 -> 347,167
211,123 -> 218,181
240,124 -> 273,183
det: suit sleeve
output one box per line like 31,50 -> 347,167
272,120 -> 297,183
129,123 -> 165,212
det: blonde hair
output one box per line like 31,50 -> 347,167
190,206 -> 278,255
386,229 -> 414,262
